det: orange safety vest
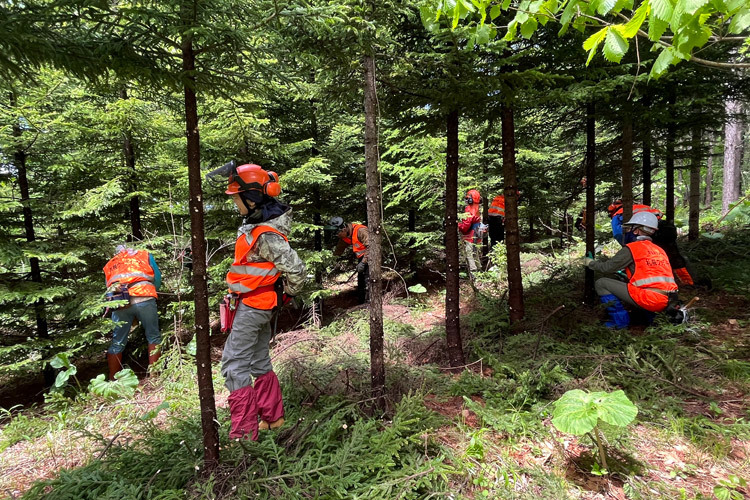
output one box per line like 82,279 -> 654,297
625,240 -> 678,312
342,224 -> 367,259
614,204 -> 663,219
103,250 -> 157,298
488,195 -> 505,217
226,225 -> 287,309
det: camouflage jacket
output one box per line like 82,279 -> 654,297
237,209 -> 307,296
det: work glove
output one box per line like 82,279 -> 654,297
583,252 -> 594,267
356,260 -> 367,273
471,214 -> 481,224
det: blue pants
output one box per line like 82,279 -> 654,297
108,298 -> 161,354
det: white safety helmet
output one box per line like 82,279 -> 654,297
623,211 -> 659,231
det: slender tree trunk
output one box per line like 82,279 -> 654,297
501,104 -> 524,323
621,114 -> 634,222
642,133 -> 652,206
10,92 -> 48,341
445,108 -> 464,367
689,126 -> 701,240
665,92 -> 676,222
181,9 -> 219,468
363,54 -> 385,406
722,100 -> 743,214
481,117 -> 494,261
704,141 -> 713,206
584,102 -> 596,304
120,88 -> 143,241
310,100 -> 323,318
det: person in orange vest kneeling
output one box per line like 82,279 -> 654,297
209,161 -> 307,441
330,217 -> 370,304
103,246 -> 162,380
584,212 -> 678,329
488,194 -> 505,249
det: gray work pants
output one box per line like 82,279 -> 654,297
221,302 -> 274,392
595,278 -> 638,308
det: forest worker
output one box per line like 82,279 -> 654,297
607,200 -> 695,286
458,189 -> 482,274
487,194 -> 505,249
329,216 -> 370,304
209,161 -> 306,441
103,245 -> 162,380
584,212 -> 678,329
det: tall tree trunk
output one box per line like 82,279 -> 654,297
10,92 -> 48,341
704,139 -> 713,206
501,104 -> 524,323
689,125 -> 701,240
181,8 -> 219,468
310,99 -> 323,319
120,88 -> 143,241
665,91 -> 676,222
481,117 -> 494,261
363,54 -> 385,406
584,102 -> 596,304
621,114 -> 634,222
642,133 -> 651,206
722,100 -> 743,214
445,108 -> 464,367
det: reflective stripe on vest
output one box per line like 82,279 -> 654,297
351,224 -> 367,259
103,250 -> 157,298
226,225 -> 287,310
625,240 -> 678,312
488,195 -> 505,217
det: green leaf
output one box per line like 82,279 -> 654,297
683,0 -> 709,14
88,369 -> 139,399
597,0 -> 617,15
649,0 -> 674,21
622,2 -> 649,37
648,15 -> 669,40
583,26 -> 608,50
490,4 -> 501,19
50,353 -> 71,369
408,284 -> 428,294
603,27 -> 629,62
452,2 -> 461,29
520,18 -> 539,38
649,46 -> 677,78
728,6 -> 750,34
560,0 -> 579,28
476,23 -> 491,43
592,390 -> 638,427
502,0 -> 512,9
552,389 -> 599,435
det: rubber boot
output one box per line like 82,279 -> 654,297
255,371 -> 284,431
107,352 -> 124,380
148,343 -> 161,376
600,294 -> 630,329
228,385 -> 259,441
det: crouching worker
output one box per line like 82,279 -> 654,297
103,245 -> 162,380
209,161 -> 306,441
329,217 -> 370,304
584,212 -> 678,329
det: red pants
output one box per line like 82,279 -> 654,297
228,371 -> 284,440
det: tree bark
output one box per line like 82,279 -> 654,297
181,6 -> 219,468
665,91 -> 676,222
10,92 -> 48,341
642,133 -> 651,206
621,114 -> 634,222
704,139 -> 713,207
722,100 -> 743,214
501,104 -> 524,323
584,102 -> 596,304
120,88 -> 143,242
445,108 -> 464,367
363,54 -> 385,407
689,125 -> 701,240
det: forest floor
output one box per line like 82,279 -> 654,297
1,231 -> 750,499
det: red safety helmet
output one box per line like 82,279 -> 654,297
465,189 -> 481,205
607,199 -> 623,218
222,163 -> 281,197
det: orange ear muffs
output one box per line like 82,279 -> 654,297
264,171 -> 281,197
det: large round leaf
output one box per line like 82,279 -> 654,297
593,390 -> 638,427
552,389 -> 599,435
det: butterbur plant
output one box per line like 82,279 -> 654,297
551,389 -> 638,473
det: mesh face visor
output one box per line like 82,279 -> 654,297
206,160 -> 238,190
